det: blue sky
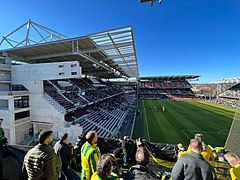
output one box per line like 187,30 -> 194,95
0,0 -> 239,83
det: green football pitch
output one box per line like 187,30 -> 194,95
132,100 -> 236,147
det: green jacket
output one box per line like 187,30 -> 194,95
23,144 -> 62,180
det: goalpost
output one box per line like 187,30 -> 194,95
224,107 -> 240,152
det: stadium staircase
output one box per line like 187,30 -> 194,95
47,80 -> 75,105
75,94 -> 134,138
44,81 -> 75,112
43,92 -> 66,114
43,77 -> 134,138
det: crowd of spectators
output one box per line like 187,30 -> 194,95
139,80 -> 195,99
20,129 -> 240,180
207,97 -> 240,108
44,78 -> 124,113
139,89 -> 195,99
140,81 -> 192,89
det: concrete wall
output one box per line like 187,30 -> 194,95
28,81 -> 43,94
29,93 -> 83,144
0,84 -> 9,91
29,94 -> 64,123
15,120 -> 32,144
0,100 -> 8,107
55,125 -> 83,145
16,80 -> 43,94
11,61 -> 81,82
0,70 -> 11,81
0,109 -> 10,128
8,96 -> 16,144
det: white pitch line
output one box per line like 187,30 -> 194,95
186,129 -> 228,134
181,130 -> 191,140
143,100 -> 151,141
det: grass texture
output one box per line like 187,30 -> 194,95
133,100 -> 235,147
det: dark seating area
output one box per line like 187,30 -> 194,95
139,80 -> 195,99
65,107 -> 88,122
44,81 -> 75,110
63,91 -> 88,106
141,80 -> 192,89
70,78 -> 93,90
43,78 -> 127,125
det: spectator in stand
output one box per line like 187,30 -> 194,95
54,133 -> 71,178
177,143 -> 187,159
224,153 -> 240,180
124,139 -> 160,180
91,154 -> 121,180
171,139 -> 216,180
121,135 -> 130,166
23,130 -> 62,179
74,133 -> 86,169
0,118 -> 8,179
69,143 -> 74,158
178,133 -> 214,162
109,153 -> 120,176
76,133 -> 86,147
81,131 -> 101,180
192,134 -> 214,162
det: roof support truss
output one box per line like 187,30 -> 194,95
0,19 -> 68,49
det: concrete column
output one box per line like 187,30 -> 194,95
8,96 -> 16,144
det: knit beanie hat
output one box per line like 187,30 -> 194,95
39,130 -> 53,143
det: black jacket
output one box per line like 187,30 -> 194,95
124,165 -> 161,180
54,141 -> 71,170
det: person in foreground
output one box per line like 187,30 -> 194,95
171,139 -> 216,180
81,130 -> 101,180
54,133 -> 71,178
22,130 -> 62,180
91,154 -> 121,180
224,152 -> 240,180
124,146 -> 161,180
0,118 -> 8,179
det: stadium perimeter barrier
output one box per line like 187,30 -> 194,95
141,140 -> 231,179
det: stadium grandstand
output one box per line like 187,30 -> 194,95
217,77 -> 240,101
213,77 -> 240,153
0,20 -> 138,144
201,77 -> 240,109
138,75 -> 199,100
197,76 -> 240,152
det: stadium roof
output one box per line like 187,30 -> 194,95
0,20 -> 139,79
228,83 -> 240,91
217,77 -> 240,84
139,75 -> 200,81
